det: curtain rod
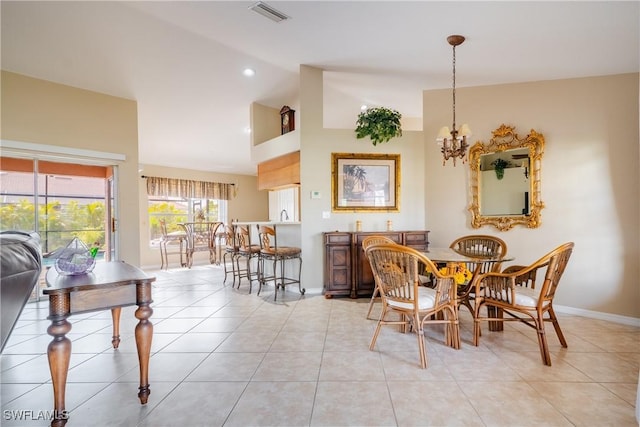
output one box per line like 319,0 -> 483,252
140,175 -> 235,185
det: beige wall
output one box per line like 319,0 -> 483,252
299,66 -> 428,293
138,163 -> 267,269
250,102 -> 281,146
1,71 -> 142,265
422,74 -> 639,318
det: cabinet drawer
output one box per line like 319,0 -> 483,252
404,231 -> 429,248
354,232 -> 402,245
324,232 -> 351,245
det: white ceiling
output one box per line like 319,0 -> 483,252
2,1 -> 638,175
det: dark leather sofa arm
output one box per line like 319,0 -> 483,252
1,231 -> 43,352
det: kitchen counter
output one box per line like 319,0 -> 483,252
232,221 -> 301,247
232,221 -> 301,226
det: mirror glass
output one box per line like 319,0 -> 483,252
469,125 -> 545,231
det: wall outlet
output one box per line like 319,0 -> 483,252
311,191 -> 321,199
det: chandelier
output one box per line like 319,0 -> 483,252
436,35 -> 471,166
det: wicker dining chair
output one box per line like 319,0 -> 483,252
158,219 -> 185,270
449,235 -> 508,316
472,242 -> 574,366
361,235 -> 399,320
365,243 -> 460,369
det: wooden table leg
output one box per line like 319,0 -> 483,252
135,282 -> 153,404
111,307 -> 121,349
488,306 -> 504,331
47,295 -> 71,427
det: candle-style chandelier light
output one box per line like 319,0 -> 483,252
436,35 -> 472,166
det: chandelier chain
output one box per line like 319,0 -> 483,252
452,45 -> 457,132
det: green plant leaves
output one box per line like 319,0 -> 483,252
355,107 -> 402,146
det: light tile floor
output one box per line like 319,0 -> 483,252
1,264 -> 638,426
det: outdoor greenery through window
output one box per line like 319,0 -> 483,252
148,197 -> 227,247
0,171 -> 106,258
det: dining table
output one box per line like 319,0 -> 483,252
178,221 -> 223,268
420,247 -> 514,320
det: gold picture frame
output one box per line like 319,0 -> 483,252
469,124 -> 545,231
331,152 -> 400,212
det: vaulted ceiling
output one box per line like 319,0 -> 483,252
2,1 -> 638,175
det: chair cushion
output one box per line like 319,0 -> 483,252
487,286 -> 540,307
261,246 -> 301,257
239,244 -> 260,254
418,274 -> 431,285
387,286 -> 437,311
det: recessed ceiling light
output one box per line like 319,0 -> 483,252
361,105 -> 368,110
243,68 -> 255,77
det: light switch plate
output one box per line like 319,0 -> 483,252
311,191 -> 321,199
322,211 -> 330,219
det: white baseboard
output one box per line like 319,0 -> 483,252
555,304 -> 640,327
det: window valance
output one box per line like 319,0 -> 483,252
144,176 -> 234,200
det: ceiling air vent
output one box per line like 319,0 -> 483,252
249,1 -> 290,23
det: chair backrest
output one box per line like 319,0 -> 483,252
502,265 -> 537,289
237,225 -> 255,251
450,234 -> 508,274
362,235 -> 397,251
207,221 -> 223,246
178,223 -> 195,248
258,225 -> 277,251
535,242 -> 574,304
480,242 -> 574,307
222,224 -> 237,249
365,243 -> 456,311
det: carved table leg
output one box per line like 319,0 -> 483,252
111,307 -> 121,349
135,282 -> 153,404
47,294 -> 71,427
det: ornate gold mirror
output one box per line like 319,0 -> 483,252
469,124 -> 544,231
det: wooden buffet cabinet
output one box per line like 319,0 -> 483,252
323,230 -> 430,298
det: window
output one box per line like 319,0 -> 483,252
0,160 -> 108,256
148,196 -> 227,247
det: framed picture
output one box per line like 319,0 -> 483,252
332,152 -> 400,212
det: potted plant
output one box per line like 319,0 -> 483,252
491,158 -> 510,180
355,107 -> 402,146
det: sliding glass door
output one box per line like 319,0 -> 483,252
0,156 -> 117,298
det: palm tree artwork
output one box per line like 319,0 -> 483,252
342,165 -> 369,199
342,164 -> 390,204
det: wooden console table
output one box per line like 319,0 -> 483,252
323,230 -> 429,298
44,262 -> 155,427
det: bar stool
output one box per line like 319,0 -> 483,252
221,224 -> 239,285
235,225 -> 261,293
257,225 -> 304,300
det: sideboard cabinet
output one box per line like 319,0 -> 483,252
323,230 -> 429,298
